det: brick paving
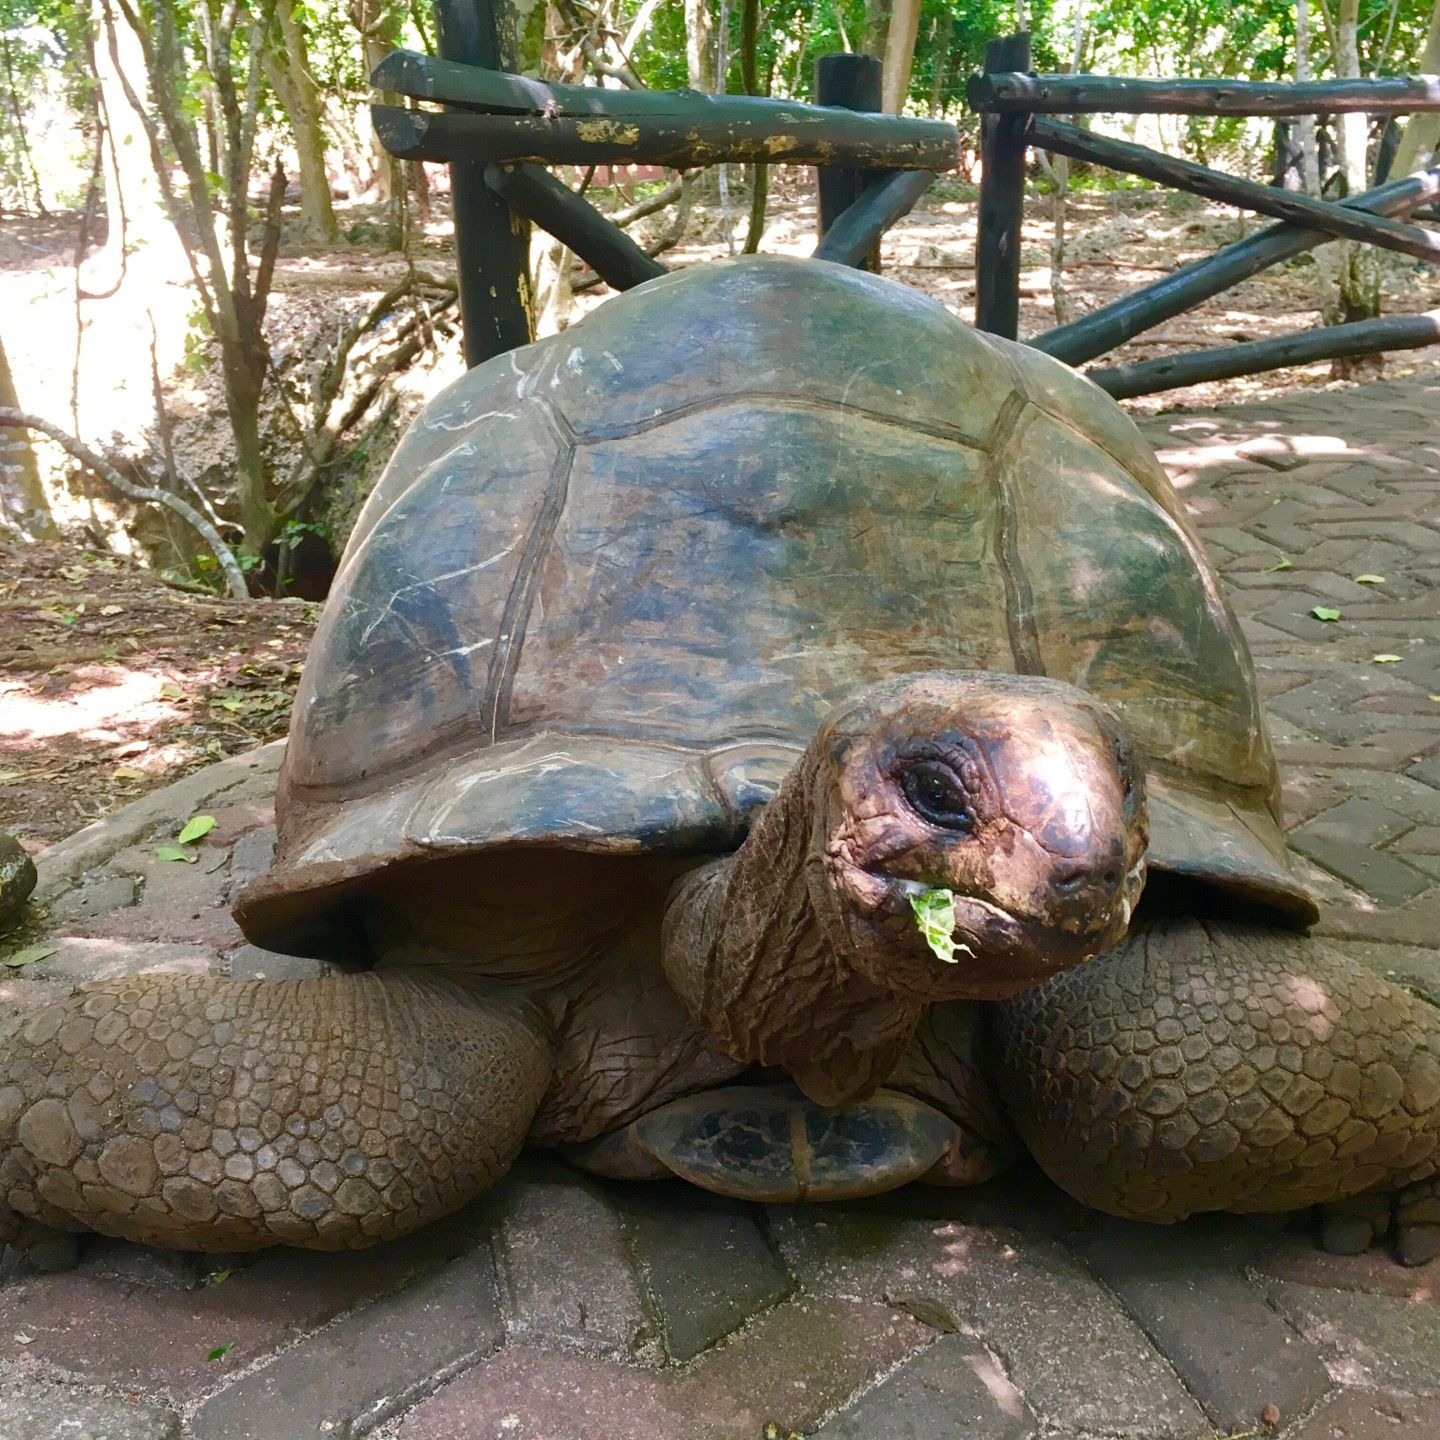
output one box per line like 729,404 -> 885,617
0,376 -> 1437,1438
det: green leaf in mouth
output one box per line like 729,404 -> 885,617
910,887 -> 962,964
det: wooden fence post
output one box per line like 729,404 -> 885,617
975,31 -> 1031,338
434,0 -> 534,367
815,53 -> 885,271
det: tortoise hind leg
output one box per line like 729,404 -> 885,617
990,917 -> 1440,1247
0,968 -> 552,1252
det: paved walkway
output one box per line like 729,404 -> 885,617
0,377 -> 1437,1440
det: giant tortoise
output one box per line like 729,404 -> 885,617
3,257 -> 1438,1262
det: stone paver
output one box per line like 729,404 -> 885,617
0,1202 -> 490,1401
1077,1216 -> 1333,1432
620,1183 -> 792,1361
1,377 -> 1438,1437
1290,1390 -> 1440,1439
190,1243 -> 503,1439
772,1208 -> 1210,1437
397,1297 -> 931,1440
492,1161 -> 653,1358
0,1381 -> 179,1439
1264,1281 -> 1440,1394
814,1334 -> 1034,1440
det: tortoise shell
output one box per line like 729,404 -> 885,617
237,257 -> 1315,955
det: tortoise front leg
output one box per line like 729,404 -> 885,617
991,917 -> 1440,1259
0,968 -> 552,1252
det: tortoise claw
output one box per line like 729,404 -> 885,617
1396,1177 -> 1440,1268
1316,1180 -> 1440,1267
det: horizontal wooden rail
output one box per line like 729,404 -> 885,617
1032,118 -> 1440,264
374,103 -> 957,171
813,169 -> 936,267
970,70 -> 1440,116
1088,309 -> 1440,398
1030,162 -> 1440,366
376,47 -> 949,139
483,164 -> 667,290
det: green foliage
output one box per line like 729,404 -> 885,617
277,518 -> 326,551
909,886 -> 963,964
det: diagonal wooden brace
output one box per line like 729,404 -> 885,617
1031,162 -> 1440,366
813,170 -> 937,269
1032,117 -> 1440,265
483,163 -> 667,292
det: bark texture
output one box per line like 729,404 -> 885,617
0,335 -> 57,540
270,0 -> 340,243
1390,1 -> 1440,180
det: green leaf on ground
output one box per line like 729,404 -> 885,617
176,814 -> 216,845
206,1343 -> 234,1362
3,945 -> 57,968
1354,574 -> 1385,585
1263,555 -> 1293,573
1312,607 -> 1341,622
158,681 -> 185,700
1373,654 -> 1403,664
154,845 -> 196,863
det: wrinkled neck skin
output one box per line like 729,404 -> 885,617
661,751 -> 922,1107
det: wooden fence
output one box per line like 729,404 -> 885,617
381,8 -> 1440,395
970,34 -> 1440,394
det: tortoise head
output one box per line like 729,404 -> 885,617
815,672 -> 1148,1003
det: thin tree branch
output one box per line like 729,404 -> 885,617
0,408 -> 249,600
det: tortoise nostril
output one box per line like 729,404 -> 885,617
1054,862 -> 1123,897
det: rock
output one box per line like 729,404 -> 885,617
0,834 -> 36,927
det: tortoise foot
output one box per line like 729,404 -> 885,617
1317,1177 -> 1440,1267
1396,1176 -> 1440,1267
0,1211 -> 80,1272
993,918 -> 1440,1227
0,968 -> 553,1252
1318,1192 -> 1390,1256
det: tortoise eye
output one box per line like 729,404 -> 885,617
899,763 -> 975,833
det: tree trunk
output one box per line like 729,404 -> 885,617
89,0 -> 168,292
350,0 -> 406,232
1045,2 -> 1087,328
685,0 -> 715,92
221,350 -> 276,554
273,0 -> 339,243
0,332 -> 58,541
1327,0 -> 1383,339
880,0 -> 921,113
929,12 -> 953,117
862,0 -> 891,59
1296,0 -> 1321,195
1390,1 -> 1440,178
740,0 -> 767,252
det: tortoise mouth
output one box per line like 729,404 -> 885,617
838,860 -> 1145,1005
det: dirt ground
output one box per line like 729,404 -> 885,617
0,541 -> 315,846
3,179 -> 1438,855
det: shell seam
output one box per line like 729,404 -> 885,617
480,407 -> 576,743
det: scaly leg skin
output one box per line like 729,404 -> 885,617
888,1003 -> 1022,1185
991,917 -> 1440,1260
0,968 -> 552,1252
